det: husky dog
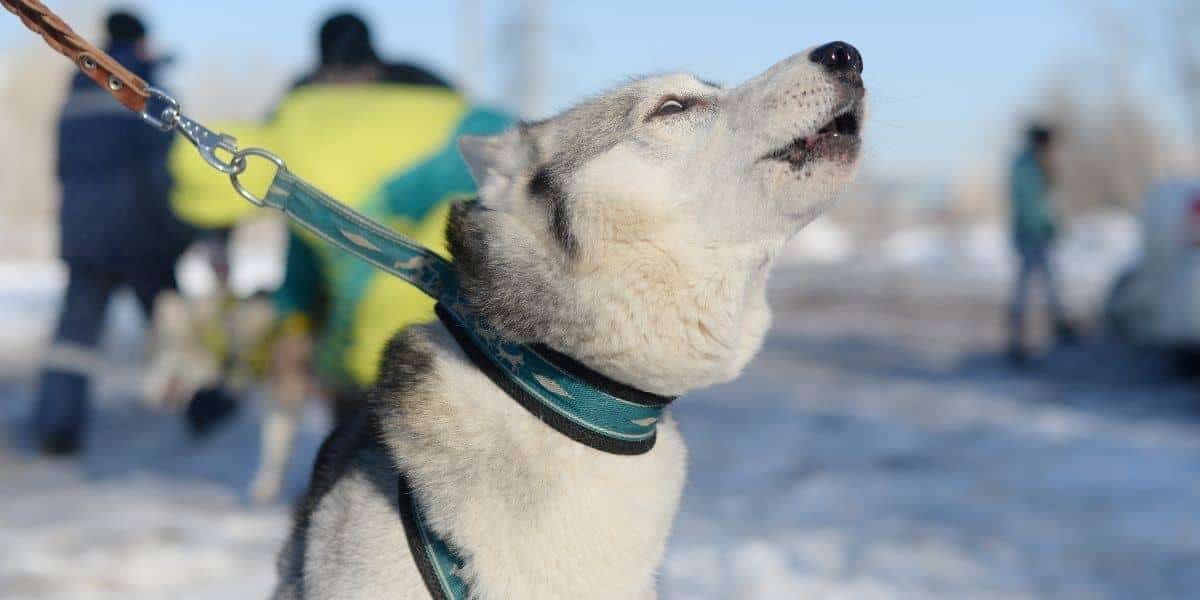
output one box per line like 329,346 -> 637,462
275,42 -> 866,599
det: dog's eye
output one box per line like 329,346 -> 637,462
650,98 -> 688,118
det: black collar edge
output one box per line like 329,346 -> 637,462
435,303 -> 657,456
528,343 -> 676,408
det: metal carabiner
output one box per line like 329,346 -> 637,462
141,86 -> 241,175
174,112 -> 242,175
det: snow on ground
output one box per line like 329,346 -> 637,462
0,370 -> 328,600
2,236 -> 1199,599
659,291 -> 1200,599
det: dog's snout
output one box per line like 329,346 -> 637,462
809,41 -> 863,75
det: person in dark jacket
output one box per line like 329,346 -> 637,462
33,11 -> 193,455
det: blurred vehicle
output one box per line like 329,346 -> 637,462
1105,179 -> 1200,366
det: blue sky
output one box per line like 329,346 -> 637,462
0,1 -> 1181,179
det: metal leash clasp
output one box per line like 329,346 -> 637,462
141,86 -> 241,175
175,113 -> 241,175
229,148 -> 287,207
139,86 -> 287,206
140,87 -> 180,132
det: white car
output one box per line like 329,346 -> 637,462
1105,179 -> 1200,362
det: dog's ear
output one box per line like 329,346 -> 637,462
459,129 -> 523,189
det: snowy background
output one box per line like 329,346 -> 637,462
3,219 -> 1199,600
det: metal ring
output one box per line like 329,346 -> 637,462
79,54 -> 97,71
160,107 -> 179,127
107,75 -> 123,91
229,148 -> 287,207
140,86 -> 181,131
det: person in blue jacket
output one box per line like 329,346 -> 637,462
33,11 -> 194,455
1008,123 -> 1076,365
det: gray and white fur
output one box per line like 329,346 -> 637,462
274,44 -> 867,599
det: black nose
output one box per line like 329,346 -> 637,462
809,41 -> 863,75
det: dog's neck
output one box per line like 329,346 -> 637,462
448,203 -> 779,397
559,234 -> 778,397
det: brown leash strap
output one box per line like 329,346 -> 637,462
1,0 -> 150,113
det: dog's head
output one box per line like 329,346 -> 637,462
450,43 -> 866,394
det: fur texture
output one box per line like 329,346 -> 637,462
277,45 -> 866,599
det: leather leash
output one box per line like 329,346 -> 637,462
2,0 -> 150,113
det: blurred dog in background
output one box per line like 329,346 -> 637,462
143,240 -> 312,503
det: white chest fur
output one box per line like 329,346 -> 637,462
373,324 -> 688,599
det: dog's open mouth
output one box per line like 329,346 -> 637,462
764,102 -> 862,168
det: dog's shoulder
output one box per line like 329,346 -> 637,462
299,413 -> 377,520
290,323 -> 445,544
276,327 -> 448,598
370,325 -> 440,422
278,415 -> 424,598
274,408 -> 393,595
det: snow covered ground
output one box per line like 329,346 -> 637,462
2,245 -> 1199,599
659,292 -> 1200,599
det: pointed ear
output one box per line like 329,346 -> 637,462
459,129 -> 523,188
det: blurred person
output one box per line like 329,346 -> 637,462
33,11 -> 193,456
293,12 -> 450,89
168,11 -> 511,501
1007,123 -> 1076,365
268,12 -> 511,426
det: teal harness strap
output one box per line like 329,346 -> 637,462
397,469 -> 468,600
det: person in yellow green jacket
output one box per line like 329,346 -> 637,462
168,13 -> 512,428
273,106 -> 511,424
